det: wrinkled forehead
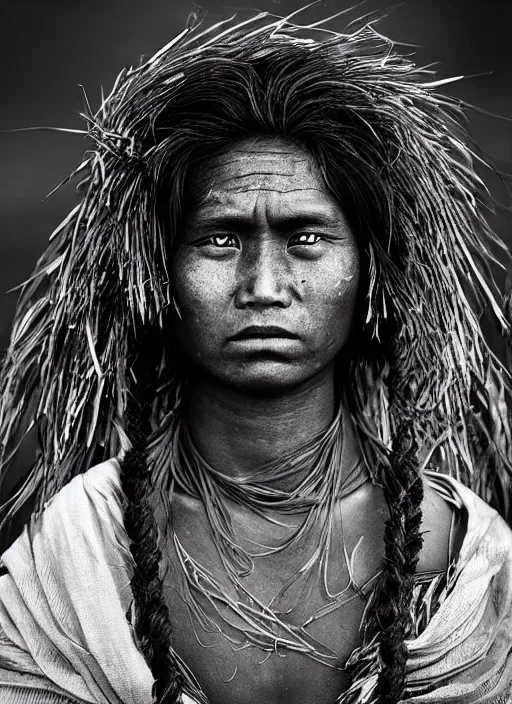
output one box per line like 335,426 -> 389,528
186,137 -> 332,209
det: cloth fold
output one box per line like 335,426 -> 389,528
0,461 -> 152,704
0,460 -> 510,703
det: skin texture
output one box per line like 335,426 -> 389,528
173,137 -> 360,395
172,137 -> 362,480
163,137 -> 454,704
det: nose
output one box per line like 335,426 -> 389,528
234,241 -> 293,309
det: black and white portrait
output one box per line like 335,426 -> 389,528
0,3 -> 511,703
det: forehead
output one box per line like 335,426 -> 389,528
187,137 -> 344,221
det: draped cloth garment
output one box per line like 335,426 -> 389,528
0,460 -> 510,703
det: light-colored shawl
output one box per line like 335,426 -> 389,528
0,461 -> 510,704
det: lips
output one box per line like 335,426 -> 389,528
229,325 -> 299,341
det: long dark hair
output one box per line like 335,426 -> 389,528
0,10 -> 511,703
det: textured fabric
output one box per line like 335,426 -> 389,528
0,461 -> 510,703
0,687 -> 77,704
405,474 -> 512,703
0,461 -> 150,704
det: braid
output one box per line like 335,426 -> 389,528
120,391 -> 183,703
375,337 -> 424,703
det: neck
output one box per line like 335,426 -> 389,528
183,364 -> 362,484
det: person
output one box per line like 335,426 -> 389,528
0,7 -> 511,704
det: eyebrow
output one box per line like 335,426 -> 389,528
190,211 -> 344,233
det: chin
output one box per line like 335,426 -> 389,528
218,361 -> 318,396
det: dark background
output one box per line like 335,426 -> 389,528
0,0 -> 511,508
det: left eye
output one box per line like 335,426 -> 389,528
288,233 -> 323,246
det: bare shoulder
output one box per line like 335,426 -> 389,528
340,478 -> 456,577
417,477 -> 455,573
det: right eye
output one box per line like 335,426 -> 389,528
197,235 -> 239,248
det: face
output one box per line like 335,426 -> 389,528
171,137 -> 360,394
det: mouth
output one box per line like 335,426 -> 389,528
229,325 -> 300,342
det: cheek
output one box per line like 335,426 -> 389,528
307,256 -> 360,348
173,253 -> 222,321
171,252 -> 234,361
332,270 -> 360,313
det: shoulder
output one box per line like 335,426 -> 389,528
343,474 -> 462,575
413,469 -> 512,574
0,457 -> 154,704
408,476 -> 512,693
332,478 -> 454,583
417,475 -> 458,573
350,472 -> 509,575
1,457 -> 128,573
424,470 -> 512,567
53,457 -> 123,511
43,457 -> 123,528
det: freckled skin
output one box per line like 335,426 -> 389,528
172,138 -> 361,394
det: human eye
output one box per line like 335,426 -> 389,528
288,233 -> 325,247
195,234 -> 240,249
